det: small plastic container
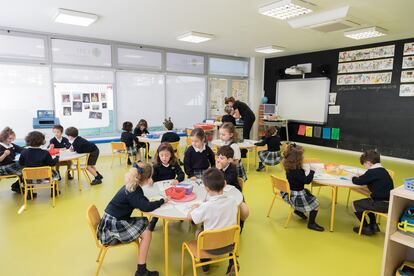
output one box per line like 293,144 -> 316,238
176,184 -> 194,195
165,187 -> 186,200
404,177 -> 414,192
48,148 -> 60,156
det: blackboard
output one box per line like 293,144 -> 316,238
264,38 -> 414,160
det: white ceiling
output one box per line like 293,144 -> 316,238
0,0 -> 413,58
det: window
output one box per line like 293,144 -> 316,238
209,57 -> 249,77
117,47 -> 162,70
0,33 -> 46,61
166,52 -> 204,74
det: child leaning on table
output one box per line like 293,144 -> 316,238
97,162 -> 168,276
187,168 -> 248,275
351,149 -> 394,235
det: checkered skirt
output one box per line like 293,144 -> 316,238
236,161 -> 247,181
258,151 -> 280,166
97,212 -> 149,245
126,146 -> 137,157
0,162 -> 22,176
281,189 -> 319,213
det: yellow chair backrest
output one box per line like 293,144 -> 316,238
386,169 -> 395,180
304,158 -> 321,163
169,141 -> 179,152
270,175 -> 290,196
86,205 -> 102,248
237,177 -> 244,191
77,154 -> 90,167
280,143 -> 289,156
197,225 -> 240,253
22,166 -> 52,181
111,142 -> 126,152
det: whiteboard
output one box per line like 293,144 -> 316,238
116,72 -> 165,128
276,78 -> 330,124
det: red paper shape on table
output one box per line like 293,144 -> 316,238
298,124 -> 306,136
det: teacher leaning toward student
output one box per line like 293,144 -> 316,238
224,96 -> 256,140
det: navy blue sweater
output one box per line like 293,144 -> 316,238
49,137 -> 71,149
286,169 -> 315,191
121,131 -> 139,148
184,145 -> 215,177
352,167 -> 394,201
152,163 -> 185,182
0,143 -> 23,166
19,148 -> 59,167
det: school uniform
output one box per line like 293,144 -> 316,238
161,131 -> 180,143
133,127 -> 150,151
352,164 -> 394,214
255,135 -> 281,166
0,142 -> 23,176
220,140 -> 247,181
19,147 -> 60,181
221,115 -> 236,125
184,144 -> 215,178
120,131 -> 139,157
152,162 -> 185,182
49,137 -> 71,149
70,136 -> 99,166
97,185 -> 164,245
222,164 -> 242,192
281,169 -> 319,213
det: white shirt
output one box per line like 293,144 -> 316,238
369,163 -> 383,170
194,144 -> 206,153
191,194 -> 238,230
0,142 -> 13,149
222,140 -> 241,160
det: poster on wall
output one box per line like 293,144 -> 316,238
400,84 -> 414,97
231,80 -> 249,103
403,42 -> 414,56
209,78 -> 228,117
338,45 -> 395,62
402,56 -> 414,69
337,58 -> 393,74
329,93 -> 337,105
401,70 -> 414,83
337,72 -> 392,85
54,83 -> 113,128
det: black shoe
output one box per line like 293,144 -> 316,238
353,225 -> 374,235
26,192 -> 38,200
135,269 -> 159,276
57,172 -> 62,181
308,223 -> 325,232
148,218 -> 158,232
68,173 -> 73,180
294,210 -> 308,220
11,181 -> 22,194
91,178 -> 102,185
96,173 -> 103,180
370,223 -> 381,233
256,163 -> 265,172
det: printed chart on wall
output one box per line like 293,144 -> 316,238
231,80 -> 248,103
54,83 -> 113,129
400,42 -> 414,97
209,78 -> 227,117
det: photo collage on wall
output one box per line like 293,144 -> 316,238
61,90 -> 108,119
400,42 -> 414,97
337,45 -> 395,85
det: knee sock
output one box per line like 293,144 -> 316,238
308,210 -> 318,225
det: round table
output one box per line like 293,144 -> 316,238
57,151 -> 88,188
211,139 -> 258,172
309,163 -> 367,232
142,179 -> 243,276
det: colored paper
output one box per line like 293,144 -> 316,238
331,128 -> 340,140
305,126 -> 313,137
313,126 -> 322,138
297,124 -> 306,136
322,128 -> 331,139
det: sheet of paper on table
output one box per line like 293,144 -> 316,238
314,173 -> 338,180
341,167 -> 366,176
175,201 -> 203,215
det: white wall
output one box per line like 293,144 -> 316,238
248,57 -> 264,140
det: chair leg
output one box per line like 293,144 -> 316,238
65,170 -> 69,190
96,247 -> 108,276
191,259 -> 197,276
52,184 -> 55,207
96,247 -> 104,262
284,209 -> 293,228
317,187 -> 322,195
83,170 -> 92,185
233,254 -> 239,276
17,177 -> 22,194
346,188 -> 352,208
181,244 -> 185,276
358,211 -> 368,236
23,184 -> 28,211
267,194 -> 277,217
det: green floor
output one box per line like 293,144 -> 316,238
0,146 -> 412,276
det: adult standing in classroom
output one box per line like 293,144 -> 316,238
225,97 -> 256,157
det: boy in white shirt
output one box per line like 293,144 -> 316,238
188,168 -> 243,275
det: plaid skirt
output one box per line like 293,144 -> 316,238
97,212 -> 149,245
193,169 -> 205,179
258,151 -> 280,166
126,146 -> 137,157
281,189 -> 319,213
236,161 -> 247,181
0,163 -> 22,176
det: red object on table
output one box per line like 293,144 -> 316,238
165,187 -> 186,200
193,123 -> 215,131
48,148 -> 60,156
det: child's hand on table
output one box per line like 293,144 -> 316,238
171,179 -> 179,185
310,165 -> 317,172
163,196 -> 170,203
190,176 -> 197,181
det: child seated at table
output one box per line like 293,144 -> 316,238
187,168 -> 248,274
0,127 -> 24,193
97,162 -> 167,276
215,146 -> 242,192
281,144 -> 324,232
255,126 -> 281,172
222,105 -> 236,125
49,125 -> 72,180
149,142 -> 185,231
351,149 -> 394,235
121,121 -> 140,164
134,119 -> 151,159
65,127 -> 103,185
161,118 -> 183,165
184,128 -> 215,179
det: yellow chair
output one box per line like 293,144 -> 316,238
21,166 -> 59,211
346,169 -> 395,208
181,225 -> 240,276
185,129 -> 192,151
65,153 -> 91,191
169,141 -> 180,161
0,174 -> 22,194
237,177 -> 244,192
267,175 -> 294,228
86,205 -> 139,276
255,144 -> 267,167
358,210 -> 388,236
110,142 -> 129,168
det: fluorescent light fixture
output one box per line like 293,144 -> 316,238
287,5 -> 349,28
258,0 -> 314,20
344,26 -> 387,40
255,45 -> 285,54
177,31 -> 214,43
53,8 -> 98,26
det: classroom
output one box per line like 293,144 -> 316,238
0,1 -> 413,276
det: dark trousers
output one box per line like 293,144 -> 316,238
241,118 -> 255,158
353,198 -> 389,225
